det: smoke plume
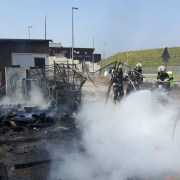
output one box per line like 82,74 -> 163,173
0,82 -> 50,108
48,90 -> 180,180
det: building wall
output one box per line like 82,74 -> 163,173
49,46 -> 101,63
49,56 -> 79,66
49,46 -> 93,55
49,56 -> 100,72
11,53 -> 49,68
0,40 -> 49,85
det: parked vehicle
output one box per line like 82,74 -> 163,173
104,66 -> 115,77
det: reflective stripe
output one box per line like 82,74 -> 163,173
113,83 -> 122,86
113,95 -> 116,102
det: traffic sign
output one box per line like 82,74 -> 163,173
161,47 -> 170,62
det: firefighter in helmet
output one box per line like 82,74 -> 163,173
112,66 -> 127,103
151,65 -> 173,105
126,63 -> 143,95
152,65 -> 173,91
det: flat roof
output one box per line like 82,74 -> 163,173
49,43 -> 94,49
0,38 -> 53,42
49,43 -> 62,47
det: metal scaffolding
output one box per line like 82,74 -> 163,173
23,62 -> 87,109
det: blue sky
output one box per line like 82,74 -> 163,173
0,0 -> 180,58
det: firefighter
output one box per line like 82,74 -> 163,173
151,65 -> 172,105
112,66 -> 127,103
153,65 -> 172,91
126,63 -> 143,95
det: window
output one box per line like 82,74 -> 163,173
61,50 -> 67,53
53,50 -> 55,56
56,53 -> 65,58
84,55 -> 91,57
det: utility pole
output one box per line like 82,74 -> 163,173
125,51 -> 128,74
103,42 -> 106,69
106,53 -> 108,66
44,15 -> 47,39
93,38 -> 95,72
72,7 -> 78,67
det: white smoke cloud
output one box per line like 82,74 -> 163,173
0,82 -> 50,108
48,90 -> 180,180
27,83 -> 50,108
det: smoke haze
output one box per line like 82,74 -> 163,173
48,90 -> 180,180
0,83 -> 50,108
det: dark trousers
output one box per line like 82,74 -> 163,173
126,84 -> 139,95
113,85 -> 124,102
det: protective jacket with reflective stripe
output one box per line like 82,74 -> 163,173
112,72 -> 126,86
128,69 -> 143,85
156,72 -> 170,90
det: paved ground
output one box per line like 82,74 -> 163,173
1,79 -> 180,180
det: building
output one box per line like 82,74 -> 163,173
49,56 -> 101,72
0,38 -> 52,85
49,43 -> 101,63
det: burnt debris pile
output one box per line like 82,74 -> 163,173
0,62 -> 86,137
4,62 -> 86,109
0,110 -> 54,135
35,62 -> 87,109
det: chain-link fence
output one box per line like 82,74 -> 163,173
82,62 -> 180,103
141,66 -> 180,74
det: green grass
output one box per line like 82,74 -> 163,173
98,47 -> 180,68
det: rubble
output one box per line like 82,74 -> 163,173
0,105 -> 80,179
0,62 -> 86,179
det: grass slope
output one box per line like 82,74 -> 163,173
98,47 -> 180,67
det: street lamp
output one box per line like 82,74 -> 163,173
103,42 -> 106,68
44,15 -> 47,39
28,26 -> 33,39
93,38 -> 95,72
72,7 -> 78,66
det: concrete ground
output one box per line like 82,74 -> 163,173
1,79 -> 180,180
